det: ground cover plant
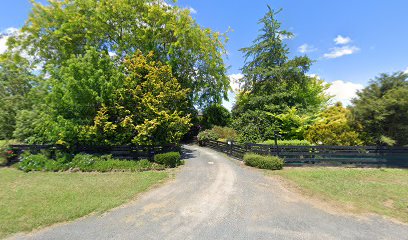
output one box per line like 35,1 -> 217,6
243,153 -> 284,170
17,152 -> 165,172
0,168 -> 168,238
269,168 -> 408,223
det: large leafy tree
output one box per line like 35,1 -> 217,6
351,72 -> 408,146
200,104 -> 231,129
10,0 -> 229,108
14,50 -> 191,145
232,6 -> 329,143
13,48 -> 122,144
0,53 -> 37,139
305,103 -> 362,146
81,51 -> 191,145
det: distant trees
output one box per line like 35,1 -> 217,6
351,72 -> 408,146
232,6 -> 329,143
200,104 -> 231,129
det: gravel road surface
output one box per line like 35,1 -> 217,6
10,145 -> 408,240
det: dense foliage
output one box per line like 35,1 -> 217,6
306,103 -> 362,146
259,139 -> 311,146
154,152 -> 182,168
0,53 -> 37,139
1,2 -> 406,148
243,153 -> 284,170
18,152 -> 164,172
232,7 -> 329,143
351,72 -> 408,146
10,0 -> 229,108
210,126 -> 238,142
200,104 -> 231,129
13,50 -> 191,145
197,129 -> 219,144
1,0 -> 230,146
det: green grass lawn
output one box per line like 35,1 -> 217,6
0,168 -> 168,238
269,168 -> 408,223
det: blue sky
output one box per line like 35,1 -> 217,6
1,0 -> 408,108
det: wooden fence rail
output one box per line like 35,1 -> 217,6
8,144 -> 180,163
204,140 -> 408,168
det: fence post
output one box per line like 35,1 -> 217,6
228,141 -> 233,156
274,131 -> 281,157
148,146 -> 154,161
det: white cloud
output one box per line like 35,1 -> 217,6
334,35 -> 351,45
0,37 -> 8,54
0,27 -> 19,54
277,33 -> 295,40
229,73 -> 244,92
187,7 -> 197,14
298,44 -> 317,53
307,73 -> 321,79
404,67 -> 408,74
326,80 -> 364,106
222,91 -> 235,111
323,45 -> 360,59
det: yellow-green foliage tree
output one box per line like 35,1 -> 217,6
82,51 -> 191,145
305,103 -> 362,146
11,0 -> 229,108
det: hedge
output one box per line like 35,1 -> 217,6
154,151 -> 181,168
243,153 -> 284,170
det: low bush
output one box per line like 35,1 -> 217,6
197,129 -> 219,141
18,153 -> 165,172
154,152 -> 181,168
18,152 -> 66,172
197,129 -> 219,145
211,126 -> 238,142
259,139 -> 311,146
243,153 -> 284,170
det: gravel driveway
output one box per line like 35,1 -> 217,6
11,145 -> 408,240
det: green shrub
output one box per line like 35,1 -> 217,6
197,129 -> 219,141
259,139 -> 311,146
154,152 -> 181,168
211,126 -> 238,142
55,151 -> 74,164
18,153 -> 165,172
81,159 -> 165,172
71,154 -> 165,172
18,152 -> 52,172
243,153 -> 284,170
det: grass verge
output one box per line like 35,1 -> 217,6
0,168 -> 168,238
268,167 -> 408,223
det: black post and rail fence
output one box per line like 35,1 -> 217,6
6,144 -> 181,165
203,140 -> 408,168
